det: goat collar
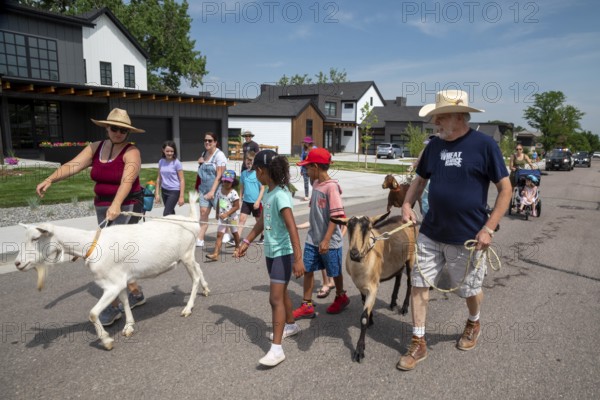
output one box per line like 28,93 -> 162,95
84,228 -> 102,259
358,230 -> 378,259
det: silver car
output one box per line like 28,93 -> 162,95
376,143 -> 404,159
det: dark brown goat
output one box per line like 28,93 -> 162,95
331,212 -> 417,363
382,174 -> 413,213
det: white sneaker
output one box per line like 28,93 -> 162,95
196,239 -> 204,247
222,233 -> 231,244
269,323 -> 300,341
259,349 -> 286,367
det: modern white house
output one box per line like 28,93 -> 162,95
80,9 -> 148,90
1,3 -> 233,163
229,82 -> 385,155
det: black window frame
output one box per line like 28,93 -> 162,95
306,119 -> 313,136
124,64 -> 135,88
0,30 -> 59,81
100,61 -> 112,85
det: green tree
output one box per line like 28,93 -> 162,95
523,91 -> 585,150
278,68 -> 348,85
19,0 -> 207,93
359,102 -> 378,168
581,130 -> 600,151
405,123 -> 427,158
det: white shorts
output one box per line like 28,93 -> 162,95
412,233 -> 487,298
217,219 -> 238,234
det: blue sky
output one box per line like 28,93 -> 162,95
182,0 -> 600,134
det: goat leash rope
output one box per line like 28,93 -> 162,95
119,211 -> 255,229
414,238 -> 501,293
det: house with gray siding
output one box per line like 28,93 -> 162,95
229,82 -> 385,155
1,2 -> 232,164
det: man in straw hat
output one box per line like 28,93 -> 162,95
397,90 -> 512,371
241,130 -> 259,172
36,108 -> 148,326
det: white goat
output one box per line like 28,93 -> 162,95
14,191 -> 209,350
332,212 -> 417,362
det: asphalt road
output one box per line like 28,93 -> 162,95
1,165 -> 599,400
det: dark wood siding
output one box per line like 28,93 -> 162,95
130,117 -> 171,164
291,104 -> 323,156
0,12 -> 85,84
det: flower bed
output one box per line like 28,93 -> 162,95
39,142 -> 91,164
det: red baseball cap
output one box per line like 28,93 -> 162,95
296,147 -> 333,166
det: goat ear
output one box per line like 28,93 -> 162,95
35,223 -> 54,236
392,178 -> 398,189
330,217 -> 349,226
19,222 -> 31,229
371,212 -> 391,225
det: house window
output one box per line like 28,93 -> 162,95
100,62 -> 112,85
344,130 -> 353,137
306,119 -> 313,136
0,31 -> 59,81
344,103 -> 354,109
370,97 -> 373,106
325,102 -> 337,116
124,65 -> 135,88
83,59 -> 87,82
9,100 -> 62,150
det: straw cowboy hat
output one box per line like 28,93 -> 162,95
418,90 -> 484,118
91,108 -> 145,133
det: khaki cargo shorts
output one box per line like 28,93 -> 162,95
411,233 -> 487,298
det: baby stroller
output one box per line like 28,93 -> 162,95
508,169 -> 541,220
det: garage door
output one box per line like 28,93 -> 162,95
180,119 -> 221,162
130,117 -> 171,164
367,133 -> 385,155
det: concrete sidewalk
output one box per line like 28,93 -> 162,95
1,155 -> 394,271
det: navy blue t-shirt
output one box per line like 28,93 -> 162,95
416,129 -> 508,245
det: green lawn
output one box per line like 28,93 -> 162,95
1,160 -> 411,208
0,167 -> 199,208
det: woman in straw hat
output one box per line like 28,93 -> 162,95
36,107 -> 147,326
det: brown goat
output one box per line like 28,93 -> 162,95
382,174 -> 422,214
331,212 -> 417,363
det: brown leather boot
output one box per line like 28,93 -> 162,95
457,319 -> 481,351
396,335 -> 427,371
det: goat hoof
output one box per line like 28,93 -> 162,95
202,288 -> 210,297
352,350 -> 364,363
181,309 -> 192,317
122,325 -> 134,337
399,307 -> 409,316
102,337 -> 114,351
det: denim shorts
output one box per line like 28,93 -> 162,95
411,233 -> 487,298
303,243 -> 343,277
266,254 -> 293,284
199,192 -> 216,209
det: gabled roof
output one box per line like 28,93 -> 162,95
3,1 -> 95,28
229,97 -> 324,119
2,3 -> 149,60
259,81 -> 384,102
371,98 -> 428,128
470,123 -> 500,137
77,8 -> 149,60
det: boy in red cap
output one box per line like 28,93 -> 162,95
293,148 -> 349,318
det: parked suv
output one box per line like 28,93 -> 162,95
573,151 -> 591,168
545,149 -> 574,171
376,143 -> 404,159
